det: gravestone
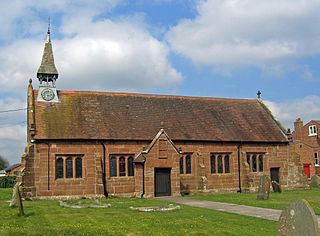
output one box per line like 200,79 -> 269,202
277,199 -> 319,236
272,181 -> 282,193
310,175 -> 320,188
257,175 -> 270,200
9,182 -> 19,207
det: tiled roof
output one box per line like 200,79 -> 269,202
33,90 -> 287,142
5,163 -> 21,172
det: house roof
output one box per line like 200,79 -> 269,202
33,90 -> 288,143
5,163 -> 21,172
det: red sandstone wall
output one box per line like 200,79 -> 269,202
23,138 -> 305,199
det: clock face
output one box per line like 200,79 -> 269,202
41,88 -> 55,101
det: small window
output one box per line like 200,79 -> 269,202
309,125 -> 317,136
66,157 -> 73,178
128,157 -> 134,176
217,155 -> 223,173
76,157 -> 82,178
252,155 -> 257,172
247,154 -> 264,173
315,152 -> 319,166
56,158 -> 64,179
224,155 -> 230,173
179,157 -> 184,174
258,155 -> 264,172
210,155 -> 216,173
110,155 -> 135,177
186,155 -> 191,174
110,157 -> 117,177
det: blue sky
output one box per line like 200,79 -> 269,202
1,0 -> 320,164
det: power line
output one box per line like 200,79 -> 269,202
0,108 -> 27,113
0,121 -> 27,129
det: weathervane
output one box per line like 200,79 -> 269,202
47,17 -> 51,34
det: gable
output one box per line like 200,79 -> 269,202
33,90 -> 288,142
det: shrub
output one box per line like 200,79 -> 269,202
0,176 -> 17,188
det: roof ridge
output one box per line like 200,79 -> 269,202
34,89 -> 256,101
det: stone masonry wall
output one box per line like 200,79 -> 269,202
22,139 -> 307,199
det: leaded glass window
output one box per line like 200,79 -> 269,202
186,155 -> 191,174
252,155 -> 257,172
180,157 -> 184,174
128,157 -> 134,176
110,157 -> 117,177
66,157 -> 73,178
225,155 -> 230,173
76,157 -> 82,178
258,155 -> 263,172
247,155 -> 251,170
119,157 -> 126,176
211,155 -> 216,173
56,158 -> 63,179
218,155 -> 223,173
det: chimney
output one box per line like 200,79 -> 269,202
293,118 -> 303,140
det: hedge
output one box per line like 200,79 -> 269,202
0,176 -> 17,188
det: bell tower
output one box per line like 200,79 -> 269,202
37,19 -> 59,102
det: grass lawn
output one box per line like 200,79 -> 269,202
188,186 -> 320,215
0,188 -> 276,235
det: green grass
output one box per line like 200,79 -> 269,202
188,186 -> 320,215
0,188 -> 276,235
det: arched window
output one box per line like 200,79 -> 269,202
76,157 -> 82,178
179,157 -> 184,174
252,155 -> 257,172
210,155 -> 216,173
56,158 -> 64,179
186,155 -> 191,174
119,157 -> 126,176
110,157 -> 117,177
128,157 -> 134,176
66,157 -> 73,178
258,155 -> 263,172
218,155 -> 223,173
224,155 -> 230,173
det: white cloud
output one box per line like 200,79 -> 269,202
167,0 -> 320,67
264,95 -> 320,130
0,5 -> 182,95
0,0 -> 123,40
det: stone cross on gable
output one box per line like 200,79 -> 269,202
257,90 -> 261,99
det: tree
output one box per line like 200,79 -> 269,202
0,155 -> 9,170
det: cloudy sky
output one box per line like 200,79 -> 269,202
1,0 -> 320,164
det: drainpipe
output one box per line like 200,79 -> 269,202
141,158 -> 146,198
237,143 -> 242,193
101,142 -> 108,197
45,142 -> 51,191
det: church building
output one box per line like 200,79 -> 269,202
19,28 -> 307,199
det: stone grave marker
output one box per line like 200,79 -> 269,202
272,181 -> 282,193
310,175 -> 320,188
257,175 -> 270,200
277,199 -> 319,236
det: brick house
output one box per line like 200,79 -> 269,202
19,29 -> 307,199
292,118 -> 320,178
5,163 -> 22,176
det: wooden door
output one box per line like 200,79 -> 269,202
154,168 -> 171,197
270,167 -> 280,183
